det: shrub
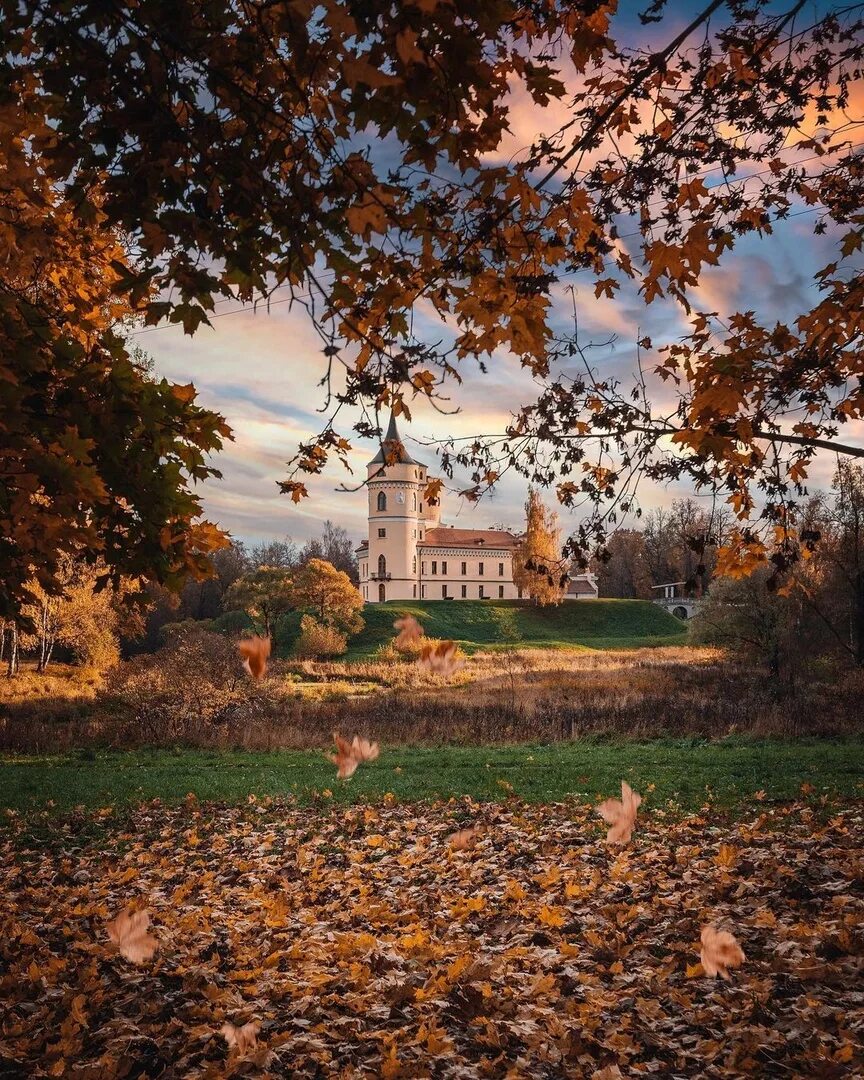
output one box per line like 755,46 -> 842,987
293,614 -> 347,659
109,624 -> 263,739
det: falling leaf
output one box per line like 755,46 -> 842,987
596,780 -> 642,844
699,924 -> 745,979
221,1020 -> 260,1056
328,732 -> 380,779
393,614 -> 424,649
448,827 -> 480,851
105,907 -> 158,964
418,640 -> 462,677
238,635 -> 271,680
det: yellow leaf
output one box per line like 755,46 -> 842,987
686,962 -> 704,978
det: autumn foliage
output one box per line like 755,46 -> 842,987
1,0 -> 862,590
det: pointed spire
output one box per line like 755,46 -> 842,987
369,411 -> 418,465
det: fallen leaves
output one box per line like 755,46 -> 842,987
2,799 -> 862,1076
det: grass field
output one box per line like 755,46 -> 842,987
3,738 -> 862,816
345,598 -> 687,657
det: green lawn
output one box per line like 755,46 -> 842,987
346,598 -> 687,657
3,738 -> 861,816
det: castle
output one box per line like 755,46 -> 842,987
356,414 -> 598,604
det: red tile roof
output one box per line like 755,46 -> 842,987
419,527 -> 519,549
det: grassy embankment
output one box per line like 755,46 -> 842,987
3,738 -> 862,816
344,598 -> 687,657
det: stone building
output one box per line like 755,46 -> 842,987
356,414 -> 598,604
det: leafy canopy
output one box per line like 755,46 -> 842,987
3,0 -> 864,580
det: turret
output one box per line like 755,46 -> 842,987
363,414 -> 427,602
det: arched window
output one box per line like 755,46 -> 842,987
378,554 -> 387,578
378,583 -> 386,602
412,555 -> 417,574
377,491 -> 387,512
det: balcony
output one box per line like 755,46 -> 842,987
369,572 -> 392,581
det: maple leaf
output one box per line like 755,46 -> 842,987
393,614 -> 424,650
221,1020 -> 260,1055
448,826 -> 481,851
328,732 -> 379,779
105,907 -> 158,964
699,925 -> 745,979
418,639 -> 463,677
596,780 -> 642,844
237,635 -> 271,680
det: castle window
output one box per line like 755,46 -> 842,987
378,528 -> 386,538
413,555 -> 417,574
431,561 -> 437,575
378,554 -> 387,577
461,562 -> 466,575
420,503 -> 423,512
413,492 -> 417,510
461,584 -> 467,598
377,491 -> 387,512
498,585 -> 504,598
478,562 -> 484,576
421,584 -> 426,598
422,562 -> 426,575
441,561 -> 447,575
413,585 -> 417,597
420,530 -> 423,539
498,562 -> 504,576
379,583 -> 386,602
442,585 -> 447,598
479,585 -> 485,599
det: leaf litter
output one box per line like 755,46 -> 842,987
2,796 -> 862,1077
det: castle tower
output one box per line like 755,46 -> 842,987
358,413 -> 428,603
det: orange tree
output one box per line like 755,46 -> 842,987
0,89 -> 229,619
2,0 -> 863,582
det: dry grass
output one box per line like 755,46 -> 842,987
2,644 -> 863,753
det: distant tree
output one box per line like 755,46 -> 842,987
299,521 -> 358,582
512,490 -> 567,606
595,530 -> 652,599
802,462 -> 864,666
289,559 -> 364,635
21,559 -> 138,673
690,568 -> 805,681
223,566 -> 294,638
249,538 -> 298,570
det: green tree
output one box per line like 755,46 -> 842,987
513,490 -> 567,606
289,559 -> 364,635
223,566 -> 294,639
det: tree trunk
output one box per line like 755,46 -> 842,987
855,571 -> 864,667
6,625 -> 18,677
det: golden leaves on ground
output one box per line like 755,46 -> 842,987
237,635 -> 271,680
393,614 -> 424,650
700,925 -> 746,980
105,907 -> 158,964
418,639 -> 462,676
328,732 -> 380,779
596,780 -> 642,844
3,800 -> 863,1075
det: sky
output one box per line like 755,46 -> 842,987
135,0 -> 862,550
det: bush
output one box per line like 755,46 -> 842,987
293,614 -> 347,658
109,624 -> 264,739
